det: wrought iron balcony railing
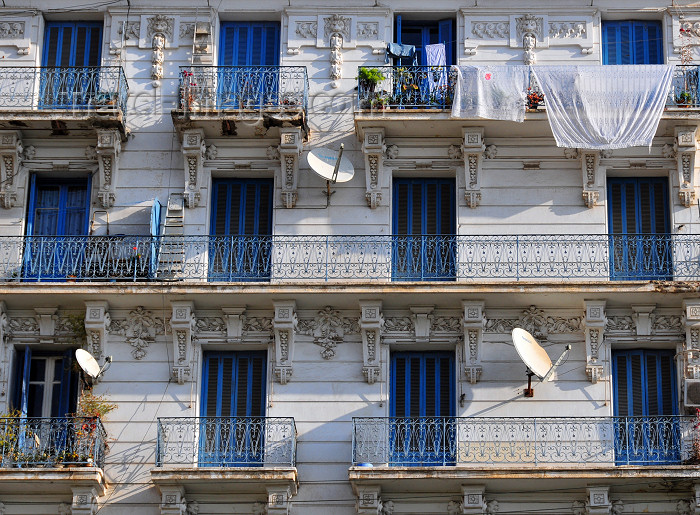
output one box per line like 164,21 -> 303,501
0,417 -> 106,468
0,66 -> 128,115
353,416 -> 696,467
358,66 -> 456,109
156,417 -> 296,467
0,234 -> 698,282
178,66 -> 308,115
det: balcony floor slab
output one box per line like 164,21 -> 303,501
151,466 -> 298,495
0,466 -> 106,495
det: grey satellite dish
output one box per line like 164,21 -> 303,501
307,144 -> 354,206
75,349 -> 112,380
511,328 -> 571,397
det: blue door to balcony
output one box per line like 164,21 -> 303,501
390,352 -> 455,465
42,22 -> 102,108
219,22 -> 280,109
23,176 -> 90,280
209,179 -> 272,281
200,352 -> 266,466
612,349 -> 679,465
393,178 -> 455,280
607,177 -> 671,280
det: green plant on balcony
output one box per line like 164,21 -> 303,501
0,411 -> 19,466
358,67 -> 385,93
676,90 -> 693,107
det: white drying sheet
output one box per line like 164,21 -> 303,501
530,65 -> 675,150
451,65 -> 529,122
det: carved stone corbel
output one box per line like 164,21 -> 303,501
71,486 -> 98,515
676,127 -> 698,207
362,129 -> 384,209
0,131 -> 22,209
356,485 -> 382,515
460,485 -> 487,514
273,301 -> 297,384
462,301 -> 485,384
222,306 -> 246,341
410,306 -> 434,343
95,129 -> 122,209
683,300 -> 700,379
462,128 -> 484,208
631,304 -> 655,337
583,300 -> 606,384
35,307 -> 57,342
586,486 -> 611,515
181,129 -> 205,208
266,485 -> 292,515
359,300 -> 383,384
581,150 -> 601,208
278,128 -> 303,208
159,486 -> 187,515
84,301 -> 110,364
170,301 -> 196,384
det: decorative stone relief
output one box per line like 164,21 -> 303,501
564,148 -> 579,159
71,486 -> 98,515
151,32 -> 165,82
179,23 -> 195,39
485,306 -> 582,340
356,485 -> 381,515
329,32 -> 343,87
580,150 -> 601,208
287,13 -> 384,55
448,145 -> 463,160
181,129 -> 205,208
273,301 -> 297,384
295,21 -> 317,39
205,145 -> 217,160
35,307 -> 58,340
221,307 -> 245,341
472,21 -> 510,39
298,306 -> 358,360
159,486 -> 187,515
147,15 -> 175,42
519,15 -> 540,64
676,127 -> 698,207
119,21 -> 141,41
484,145 -> 497,159
631,304 -> 655,337
409,306 -> 434,343
585,486 -> 611,515
84,301 -> 110,365
385,144 -> 398,160
96,129 -> 122,209
0,18 -> 30,54
267,145 -> 281,161
324,14 -> 351,41
383,317 -> 414,333
360,301 -> 383,384
463,127 -> 485,208
0,131 -> 22,209
684,300 -> 700,379
266,485 -> 292,515
170,301 -> 196,384
109,307 -> 165,360
460,485 -> 488,514
363,129 -> 384,208
583,300 -> 606,384
463,301 -> 486,384
357,22 -> 378,39
549,21 -> 586,39
278,128 -> 303,208
0,22 -> 23,39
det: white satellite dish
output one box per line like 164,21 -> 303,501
75,349 -> 112,380
307,144 -> 355,206
511,328 -> 571,397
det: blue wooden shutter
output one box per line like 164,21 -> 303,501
201,352 -> 266,417
391,352 -> 454,417
396,15 -> 402,44
608,177 -> 668,235
438,19 -> 453,66
220,22 -> 280,66
612,349 -> 677,416
210,179 -> 273,236
56,349 -> 79,417
602,21 -> 662,65
27,179 -> 90,236
19,347 -> 31,417
43,22 -> 102,67
393,179 -> 455,236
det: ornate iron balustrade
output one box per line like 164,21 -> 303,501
353,416 -> 696,466
156,417 -> 296,467
0,66 -> 128,114
358,66 -> 456,109
0,234 -> 699,282
0,417 -> 106,468
669,65 -> 700,108
178,66 -> 308,115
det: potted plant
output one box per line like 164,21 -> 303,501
676,90 -> 692,107
74,391 -> 116,466
358,67 -> 385,94
371,95 -> 389,110
527,89 -> 545,111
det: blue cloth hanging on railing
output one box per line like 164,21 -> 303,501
386,43 -> 416,64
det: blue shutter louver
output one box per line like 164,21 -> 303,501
602,21 -> 663,65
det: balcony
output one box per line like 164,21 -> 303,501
1,234 -> 698,283
0,66 -> 128,138
0,417 -> 107,495
355,65 -> 700,138
350,416 -> 700,492
151,417 -> 297,496
172,66 -> 308,138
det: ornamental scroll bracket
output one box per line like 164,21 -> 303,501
359,300 -> 383,384
278,128 -> 303,208
273,300 -> 297,384
683,299 -> 700,380
462,301 -> 486,384
0,131 -> 22,209
362,129 -> 384,209
462,127 -> 485,208
84,301 -> 111,382
181,129 -> 205,208
583,300 -> 606,384
580,150 -> 601,208
170,301 -> 196,385
95,129 -> 122,209
676,126 -> 698,208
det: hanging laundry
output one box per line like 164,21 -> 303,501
386,42 -> 416,64
451,65 -> 529,122
530,65 -> 675,149
425,44 -> 447,99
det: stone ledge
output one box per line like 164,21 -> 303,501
151,466 -> 298,495
0,466 -> 106,495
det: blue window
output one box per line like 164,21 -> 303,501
612,349 -> 679,464
12,348 -> 79,418
607,177 -> 670,280
200,351 -> 266,466
390,352 -> 455,465
602,21 -> 663,65
41,22 -> 103,108
393,178 -> 455,280
396,16 -> 454,66
209,179 -> 273,280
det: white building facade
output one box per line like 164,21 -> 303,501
0,0 -> 699,514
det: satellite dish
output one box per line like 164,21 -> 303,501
307,144 -> 355,206
75,349 -> 112,380
511,328 -> 571,397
